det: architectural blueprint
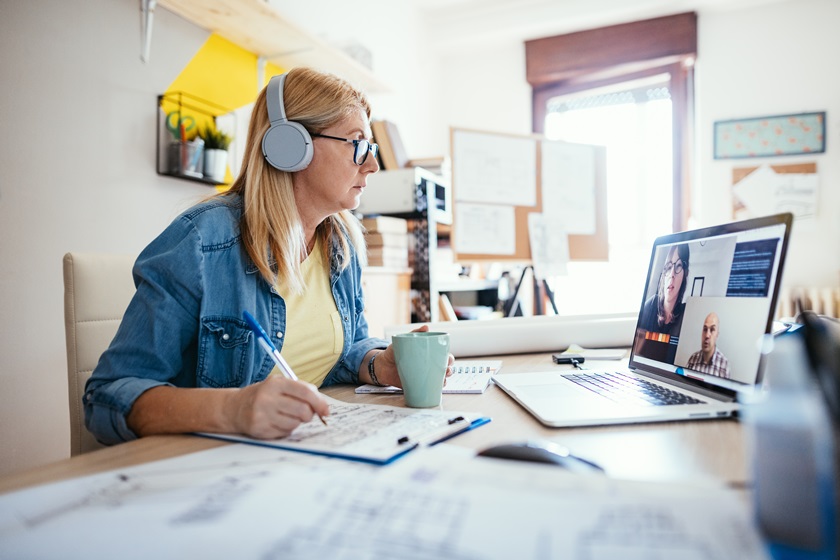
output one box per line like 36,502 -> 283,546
0,443 -> 770,559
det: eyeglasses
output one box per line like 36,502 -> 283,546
663,260 -> 685,276
310,133 -> 379,165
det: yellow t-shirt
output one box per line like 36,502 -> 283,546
273,238 -> 343,386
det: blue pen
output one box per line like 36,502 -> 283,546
243,310 -> 328,426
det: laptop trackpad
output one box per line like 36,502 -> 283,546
512,383 -> 650,422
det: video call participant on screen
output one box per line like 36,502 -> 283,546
686,312 -> 731,378
639,244 -> 690,336
635,243 -> 690,364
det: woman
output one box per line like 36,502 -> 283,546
638,243 -> 690,336
85,68 -> 451,445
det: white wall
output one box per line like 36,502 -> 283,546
273,0 -> 445,160
695,0 -> 840,288
0,1 -> 217,475
438,41 -> 534,141
1,0 -> 836,476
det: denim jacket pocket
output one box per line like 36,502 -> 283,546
198,316 -> 252,388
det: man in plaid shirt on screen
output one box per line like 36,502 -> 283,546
686,312 -> 731,379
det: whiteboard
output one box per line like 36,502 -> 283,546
450,127 -> 608,262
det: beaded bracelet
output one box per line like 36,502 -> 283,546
368,351 -> 386,386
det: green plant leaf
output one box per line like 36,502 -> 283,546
198,124 -> 233,150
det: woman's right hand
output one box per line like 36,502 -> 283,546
227,376 -> 330,439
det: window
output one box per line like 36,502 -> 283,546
525,13 -> 696,315
545,74 -> 674,253
527,12 -> 696,231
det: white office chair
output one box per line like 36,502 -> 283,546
63,252 -> 137,456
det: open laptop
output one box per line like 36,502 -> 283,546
492,213 -> 793,427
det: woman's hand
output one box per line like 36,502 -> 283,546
369,325 -> 455,388
226,376 -> 330,439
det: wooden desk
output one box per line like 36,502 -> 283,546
0,351 -> 748,495
327,352 -> 748,488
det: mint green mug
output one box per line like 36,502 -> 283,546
392,331 -> 451,408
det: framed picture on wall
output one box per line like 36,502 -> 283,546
714,111 -> 825,159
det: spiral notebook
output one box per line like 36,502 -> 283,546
355,360 -> 502,395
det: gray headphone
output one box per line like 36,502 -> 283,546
261,73 -> 314,172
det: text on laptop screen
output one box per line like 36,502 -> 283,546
631,220 -> 789,390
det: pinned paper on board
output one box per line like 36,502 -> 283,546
453,203 -> 516,256
732,162 -> 818,220
451,129 -> 537,206
541,141 -> 596,235
528,213 -> 569,280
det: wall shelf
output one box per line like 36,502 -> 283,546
161,172 -> 226,187
156,91 -> 233,187
360,169 -> 455,323
157,0 -> 391,93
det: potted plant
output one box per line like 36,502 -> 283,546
199,124 -> 233,182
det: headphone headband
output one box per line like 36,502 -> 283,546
265,73 -> 287,125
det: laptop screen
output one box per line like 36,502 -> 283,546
629,213 -> 793,394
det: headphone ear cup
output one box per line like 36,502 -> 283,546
262,120 -> 313,172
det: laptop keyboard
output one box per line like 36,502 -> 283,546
564,371 -> 704,407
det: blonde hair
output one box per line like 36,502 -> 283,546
222,67 -> 369,294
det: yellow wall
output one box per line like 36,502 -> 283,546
161,34 -> 284,186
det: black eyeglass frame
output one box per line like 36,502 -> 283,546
310,133 -> 379,165
662,260 -> 685,276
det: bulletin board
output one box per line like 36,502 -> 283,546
449,127 -> 608,263
731,162 -> 818,220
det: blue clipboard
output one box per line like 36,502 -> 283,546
429,417 -> 492,446
197,414 -> 492,466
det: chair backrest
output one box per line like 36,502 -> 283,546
63,252 -> 137,455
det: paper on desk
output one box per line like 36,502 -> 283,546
0,444 -> 770,559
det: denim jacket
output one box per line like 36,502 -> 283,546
84,195 -> 388,445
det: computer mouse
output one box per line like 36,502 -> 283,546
477,441 -> 605,474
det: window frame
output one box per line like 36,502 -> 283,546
526,12 -> 697,232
